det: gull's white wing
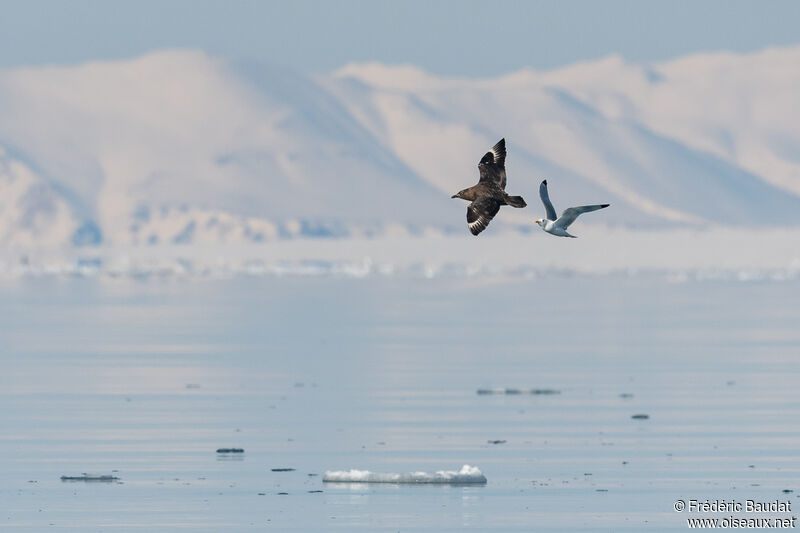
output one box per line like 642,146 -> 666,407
554,204 -> 610,229
539,180 -> 557,221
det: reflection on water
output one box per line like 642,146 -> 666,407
216,455 -> 245,462
1,276 -> 799,531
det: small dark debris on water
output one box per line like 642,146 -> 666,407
477,388 -> 560,395
61,474 -> 119,482
271,468 -> 296,472
258,492 -> 266,496
783,489 -> 794,494
631,414 -> 650,420
488,440 -> 507,445
307,473 -> 318,477
216,448 -> 244,453
277,492 -> 289,495
185,383 -> 201,389
619,393 -> 634,399
308,490 -> 323,493
596,488 -> 609,492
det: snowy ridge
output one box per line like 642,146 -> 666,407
0,51 -> 450,248
323,465 -> 486,484
329,47 -> 800,228
0,47 -> 800,248
2,47 -> 800,249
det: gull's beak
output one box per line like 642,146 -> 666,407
451,194 -> 458,199
535,219 -> 541,224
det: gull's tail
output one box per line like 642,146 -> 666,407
504,194 -> 526,208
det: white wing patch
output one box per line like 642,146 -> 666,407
469,218 -> 486,231
489,145 -> 502,164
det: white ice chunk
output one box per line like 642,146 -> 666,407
322,464 -> 486,484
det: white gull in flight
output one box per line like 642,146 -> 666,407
535,180 -> 609,238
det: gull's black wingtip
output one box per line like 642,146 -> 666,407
601,203 -> 610,208
542,179 -> 547,185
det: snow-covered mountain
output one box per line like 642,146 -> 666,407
2,47 -> 800,248
327,49 -> 800,228
0,51 -> 448,247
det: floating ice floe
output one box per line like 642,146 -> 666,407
60,474 -> 120,482
322,464 -> 486,484
477,388 -> 560,395
4,235 -> 800,283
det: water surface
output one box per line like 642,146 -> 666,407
1,276 -> 798,531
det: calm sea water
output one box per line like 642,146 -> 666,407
1,275 -> 798,531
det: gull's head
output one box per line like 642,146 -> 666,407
535,219 -> 544,227
451,189 -> 466,200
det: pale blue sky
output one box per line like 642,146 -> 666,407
2,0 -> 800,76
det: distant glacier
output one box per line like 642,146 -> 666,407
2,46 -> 800,250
